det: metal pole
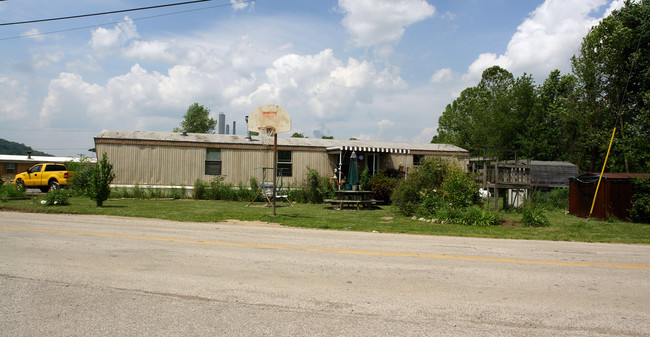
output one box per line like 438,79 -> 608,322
272,133 -> 278,216
589,127 -> 616,220
338,148 -> 342,190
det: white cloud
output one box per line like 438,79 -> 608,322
39,63 -> 227,130
20,28 -> 45,42
339,0 -> 435,47
376,119 -> 395,138
0,77 -> 28,121
414,127 -> 436,143
430,68 -> 453,83
31,51 -> 64,69
464,0 -> 612,82
123,40 -> 178,63
604,0 -> 626,16
90,17 -> 139,54
66,56 -> 100,73
231,0 -> 250,11
233,49 -> 407,121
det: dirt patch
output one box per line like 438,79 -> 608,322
499,219 -> 522,227
222,219 -> 283,228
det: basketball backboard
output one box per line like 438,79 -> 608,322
247,104 -> 291,134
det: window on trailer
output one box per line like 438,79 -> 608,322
205,149 -> 222,175
413,155 -> 425,166
6,163 -> 15,174
277,150 -> 292,177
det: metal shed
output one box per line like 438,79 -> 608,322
569,173 -> 650,221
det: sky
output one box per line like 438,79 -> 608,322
0,0 -> 625,157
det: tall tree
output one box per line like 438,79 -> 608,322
174,103 -> 217,134
87,153 -> 115,207
571,0 -> 650,172
434,66 -> 523,158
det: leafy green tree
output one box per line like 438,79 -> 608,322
87,153 -> 115,207
291,132 -> 305,138
570,0 -> 650,172
174,103 -> 217,134
433,0 -> 649,173
434,66 -> 523,158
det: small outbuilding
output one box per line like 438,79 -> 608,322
569,173 -> 650,221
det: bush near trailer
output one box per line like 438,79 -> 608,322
0,182 -> 27,201
392,158 -> 489,226
630,178 -> 650,224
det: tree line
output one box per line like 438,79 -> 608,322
433,0 -> 649,173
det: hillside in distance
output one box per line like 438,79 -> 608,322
0,138 -> 52,156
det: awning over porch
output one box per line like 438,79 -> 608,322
326,146 -> 410,154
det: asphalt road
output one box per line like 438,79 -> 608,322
1,212 -> 649,336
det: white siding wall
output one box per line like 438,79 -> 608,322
97,144 -> 335,187
97,144 -> 204,186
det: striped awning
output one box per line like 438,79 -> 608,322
326,146 -> 410,154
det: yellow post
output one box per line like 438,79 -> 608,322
589,127 -> 617,219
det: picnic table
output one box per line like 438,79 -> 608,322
324,190 -> 380,210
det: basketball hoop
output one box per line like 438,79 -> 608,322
258,126 -> 276,146
248,104 -> 291,217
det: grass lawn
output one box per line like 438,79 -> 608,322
1,196 -> 648,244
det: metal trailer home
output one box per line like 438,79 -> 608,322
93,130 -> 469,189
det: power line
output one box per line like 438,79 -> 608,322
0,1 -> 253,41
0,0 -> 251,26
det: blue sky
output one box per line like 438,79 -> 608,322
0,0 -> 623,156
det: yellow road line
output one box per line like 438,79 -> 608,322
3,225 -> 649,270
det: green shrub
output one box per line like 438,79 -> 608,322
193,179 -> 207,200
394,158 -> 479,217
287,187 -> 306,203
42,188 -> 71,206
131,184 -> 145,199
207,176 -> 235,200
111,186 -> 129,199
305,169 -> 324,204
369,171 -> 396,204
440,168 -> 480,208
249,177 -> 259,190
66,158 -> 95,195
192,177 -> 252,201
532,187 -> 569,210
0,183 -> 27,201
392,158 -> 450,214
428,205 -> 499,226
522,206 -> 551,227
86,153 -> 115,207
360,168 -> 371,191
458,205 -> 499,226
630,178 -> 650,224
169,185 -> 186,199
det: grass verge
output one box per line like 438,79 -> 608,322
1,196 -> 648,244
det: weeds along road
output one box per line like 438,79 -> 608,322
1,212 -> 649,336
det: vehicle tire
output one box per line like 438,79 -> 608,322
15,179 -> 25,191
48,180 -> 60,192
